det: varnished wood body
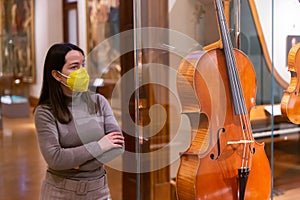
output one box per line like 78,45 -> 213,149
281,43 -> 300,124
176,48 -> 271,200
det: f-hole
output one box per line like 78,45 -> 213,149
210,128 -> 225,160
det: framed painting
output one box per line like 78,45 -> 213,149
0,0 -> 35,83
86,0 -> 115,53
286,35 -> 300,65
86,0 -> 120,79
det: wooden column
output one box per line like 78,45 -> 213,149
120,0 -> 171,199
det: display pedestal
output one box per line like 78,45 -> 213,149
1,96 -> 30,118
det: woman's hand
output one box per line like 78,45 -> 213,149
97,132 -> 124,152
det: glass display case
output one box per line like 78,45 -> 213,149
0,0 -> 33,118
76,0 -> 300,199
103,0 -> 300,199
0,36 -> 30,118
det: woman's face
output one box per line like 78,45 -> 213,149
55,50 -> 85,96
61,50 -> 85,75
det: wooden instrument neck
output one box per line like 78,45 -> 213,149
216,0 -> 247,115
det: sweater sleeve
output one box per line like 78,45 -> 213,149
79,145 -> 124,170
97,94 -> 122,134
34,106 -> 105,170
97,94 -> 125,161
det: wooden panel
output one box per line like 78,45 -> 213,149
119,1 -> 138,200
120,0 -> 171,199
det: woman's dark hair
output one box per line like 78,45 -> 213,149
35,43 -> 95,123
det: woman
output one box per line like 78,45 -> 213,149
34,43 -> 124,200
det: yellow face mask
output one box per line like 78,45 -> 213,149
58,68 -> 90,92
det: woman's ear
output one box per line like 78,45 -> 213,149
51,70 -> 61,82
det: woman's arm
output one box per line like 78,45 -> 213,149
34,106 -> 105,170
97,94 -> 125,160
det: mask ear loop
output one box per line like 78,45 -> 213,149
56,70 -> 71,88
56,70 -> 70,79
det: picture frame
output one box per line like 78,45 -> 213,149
286,35 -> 300,65
0,0 -> 35,83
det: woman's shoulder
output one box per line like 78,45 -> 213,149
92,92 -> 105,99
34,104 -> 57,130
92,92 -> 109,104
34,104 -> 53,118
35,104 -> 51,111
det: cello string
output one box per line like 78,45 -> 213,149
218,0 -> 247,116
216,0 -> 239,114
217,1 -> 245,170
216,0 -> 254,170
225,43 -> 251,170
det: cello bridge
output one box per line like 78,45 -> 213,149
227,140 -> 254,145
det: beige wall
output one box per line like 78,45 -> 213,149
29,0 -> 63,99
30,0 -> 88,99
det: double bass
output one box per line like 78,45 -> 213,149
176,0 -> 271,199
281,43 -> 300,124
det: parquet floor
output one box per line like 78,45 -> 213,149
0,111 -> 122,200
1,111 -> 300,200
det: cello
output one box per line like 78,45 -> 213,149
176,0 -> 271,199
281,43 -> 300,124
